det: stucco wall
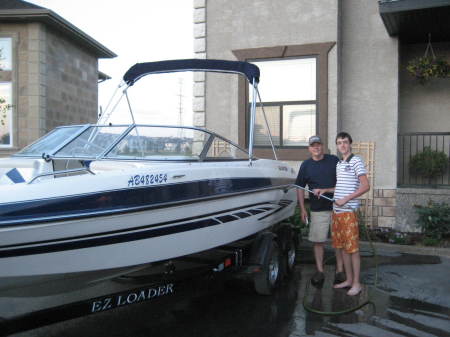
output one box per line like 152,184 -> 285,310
205,0 -> 339,147
45,28 -> 98,131
203,0 -> 399,189
340,0 -> 399,189
399,42 -> 450,133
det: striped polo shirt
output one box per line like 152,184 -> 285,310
334,154 -> 367,212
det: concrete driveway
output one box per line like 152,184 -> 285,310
9,244 -> 450,337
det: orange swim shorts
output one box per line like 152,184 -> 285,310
331,211 -> 359,254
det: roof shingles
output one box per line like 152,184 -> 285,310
0,0 -> 45,10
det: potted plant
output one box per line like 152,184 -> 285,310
409,147 -> 449,185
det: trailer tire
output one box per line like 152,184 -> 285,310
283,234 -> 297,277
254,240 -> 281,295
277,225 -> 298,278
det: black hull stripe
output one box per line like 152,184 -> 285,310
258,200 -> 293,220
0,203 -> 289,258
0,177 -> 294,227
0,201 -> 274,250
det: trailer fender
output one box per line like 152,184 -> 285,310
247,231 -> 276,267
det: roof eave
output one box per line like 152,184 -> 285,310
0,9 -> 116,58
379,0 -> 450,42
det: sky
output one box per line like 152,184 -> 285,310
28,0 -> 194,125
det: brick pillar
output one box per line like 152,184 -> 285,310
193,0 -> 206,129
373,188 -> 396,228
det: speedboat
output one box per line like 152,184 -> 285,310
0,59 -> 297,296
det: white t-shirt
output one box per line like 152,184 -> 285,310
333,154 -> 367,212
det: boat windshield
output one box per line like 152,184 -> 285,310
54,125 -> 129,158
16,126 -> 85,156
15,125 -> 249,161
105,126 -> 210,160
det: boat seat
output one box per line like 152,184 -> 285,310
0,158 -> 52,184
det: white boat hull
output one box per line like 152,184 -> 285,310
0,160 -> 297,294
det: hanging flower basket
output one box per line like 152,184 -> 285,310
406,34 -> 450,84
407,56 -> 450,84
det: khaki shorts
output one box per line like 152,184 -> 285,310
308,211 -> 332,243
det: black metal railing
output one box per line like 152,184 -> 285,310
398,132 -> 450,187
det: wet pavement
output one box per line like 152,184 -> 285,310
9,245 -> 450,337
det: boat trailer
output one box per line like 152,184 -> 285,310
0,223 -> 298,336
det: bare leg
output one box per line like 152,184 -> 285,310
335,249 -> 344,273
347,252 -> 362,295
333,249 -> 353,288
313,243 -> 325,272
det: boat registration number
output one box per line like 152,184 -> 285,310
128,173 -> 168,187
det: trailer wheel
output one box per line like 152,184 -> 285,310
277,225 -> 298,278
254,241 -> 281,295
284,236 -> 297,276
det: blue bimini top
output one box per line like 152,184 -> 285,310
123,59 -> 260,86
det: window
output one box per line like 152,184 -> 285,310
0,38 -> 12,71
0,82 -> 12,147
234,42 -> 334,160
0,37 -> 13,147
248,58 -> 317,148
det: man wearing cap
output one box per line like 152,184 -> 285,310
295,135 -> 344,287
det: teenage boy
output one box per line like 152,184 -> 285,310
333,132 -> 370,296
296,135 -> 344,287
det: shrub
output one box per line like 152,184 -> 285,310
289,206 -> 309,237
409,147 -> 448,183
387,231 -> 410,245
422,237 -> 441,246
414,200 -> 450,240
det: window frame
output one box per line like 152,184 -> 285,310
233,42 -> 335,161
248,55 -> 318,150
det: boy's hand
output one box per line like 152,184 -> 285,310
334,198 -> 348,207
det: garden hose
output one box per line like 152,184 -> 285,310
291,184 -> 379,316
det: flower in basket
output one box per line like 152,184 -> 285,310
407,56 -> 450,84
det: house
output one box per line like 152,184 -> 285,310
192,0 -> 450,231
0,0 -> 116,156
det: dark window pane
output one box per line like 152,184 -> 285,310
254,106 -> 280,146
282,104 -> 316,146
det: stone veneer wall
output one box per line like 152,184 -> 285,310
0,22 -> 99,156
193,0 -> 206,129
0,22 -> 44,154
396,188 -> 450,233
45,28 -> 98,131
